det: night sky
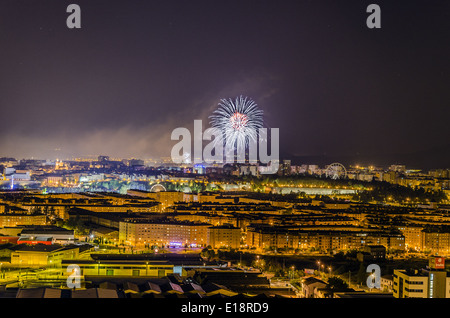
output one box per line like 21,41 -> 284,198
0,0 -> 449,169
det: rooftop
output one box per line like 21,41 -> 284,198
334,292 -> 394,298
13,243 -> 80,253
20,226 -> 74,235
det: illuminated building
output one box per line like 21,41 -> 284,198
0,214 -> 47,227
393,256 -> 450,298
127,190 -> 183,211
10,244 -> 80,266
281,160 -> 291,176
246,225 -> 405,252
207,224 -> 241,249
119,219 -> 209,247
19,226 -> 75,245
62,259 -> 174,277
397,225 -> 423,251
421,229 -> 450,255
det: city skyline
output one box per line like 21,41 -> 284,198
2,0 -> 450,305
0,0 -> 449,170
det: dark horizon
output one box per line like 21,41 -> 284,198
1,0 -> 449,169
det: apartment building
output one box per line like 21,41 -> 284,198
421,230 -> 450,255
393,257 -> 450,298
246,226 -> 405,252
119,219 -> 209,247
127,190 -> 184,211
397,224 -> 423,251
207,224 -> 241,249
0,214 -> 47,227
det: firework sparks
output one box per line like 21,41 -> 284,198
209,96 -> 263,151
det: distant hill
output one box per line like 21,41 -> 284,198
283,144 -> 450,171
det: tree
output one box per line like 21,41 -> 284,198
274,269 -> 285,277
283,208 -> 293,215
333,265 -> 347,275
356,262 -> 368,285
345,249 -> 359,259
201,247 -> 216,260
327,276 -> 349,291
333,251 -> 345,261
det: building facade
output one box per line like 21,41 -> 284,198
119,220 -> 209,247
393,257 -> 450,298
207,225 -> 241,249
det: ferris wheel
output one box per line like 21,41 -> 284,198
150,183 -> 167,192
325,163 -> 347,180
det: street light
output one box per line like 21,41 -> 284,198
367,273 -> 376,291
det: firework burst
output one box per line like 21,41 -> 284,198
209,96 -> 264,151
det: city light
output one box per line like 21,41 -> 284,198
0,0 -> 449,305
